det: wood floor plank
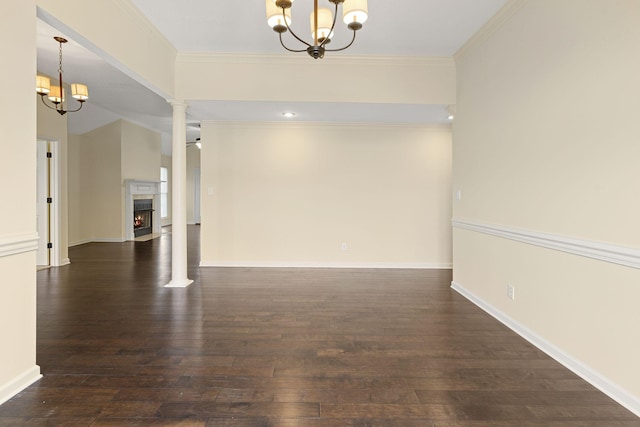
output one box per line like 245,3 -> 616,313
0,226 -> 636,425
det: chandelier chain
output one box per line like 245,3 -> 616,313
58,41 -> 64,75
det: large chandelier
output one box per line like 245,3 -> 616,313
36,37 -> 89,115
266,0 -> 368,59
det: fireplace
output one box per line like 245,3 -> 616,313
133,199 -> 153,237
125,180 -> 161,241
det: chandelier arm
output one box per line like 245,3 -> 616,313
325,30 -> 357,52
39,95 -> 59,111
39,93 -> 85,115
319,3 -> 340,48
282,8 -> 312,48
279,33 -> 309,53
63,101 -> 86,114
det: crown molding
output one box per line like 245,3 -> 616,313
454,0 -> 530,62
177,52 -> 455,68
200,120 -> 452,131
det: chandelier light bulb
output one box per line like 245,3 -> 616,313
71,84 -> 89,101
47,86 -> 64,104
311,7 -> 334,42
36,75 -> 51,95
266,0 -> 291,29
343,0 -> 368,28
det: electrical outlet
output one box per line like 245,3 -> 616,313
507,284 -> 515,301
341,243 -> 347,251
456,190 -> 462,201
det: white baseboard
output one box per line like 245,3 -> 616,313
451,280 -> 640,418
51,257 -> 71,267
70,238 -> 125,246
68,239 -> 92,247
91,238 -> 126,243
200,260 -> 452,269
0,366 -> 41,406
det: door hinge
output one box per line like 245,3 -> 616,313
47,242 -> 53,249
46,152 -> 53,158
47,197 -> 53,204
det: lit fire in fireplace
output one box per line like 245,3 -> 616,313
133,198 -> 153,237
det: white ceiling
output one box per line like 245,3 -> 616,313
36,0 -> 508,155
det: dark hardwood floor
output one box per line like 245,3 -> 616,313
0,225 -> 637,426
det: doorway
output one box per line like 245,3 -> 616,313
36,139 -> 61,267
36,140 -> 50,266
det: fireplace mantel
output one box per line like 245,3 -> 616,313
125,180 -> 161,241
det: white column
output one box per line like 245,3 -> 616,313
165,100 -> 193,288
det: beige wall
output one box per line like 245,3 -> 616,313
121,120 -> 162,182
201,122 -> 452,267
121,120 -> 161,237
80,121 -> 123,241
68,133 -> 87,245
186,145 -> 201,224
177,55 -> 455,105
161,155 -> 172,227
68,120 -> 163,242
0,0 -> 40,404
453,0 -> 640,410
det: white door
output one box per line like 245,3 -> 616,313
36,140 -> 50,266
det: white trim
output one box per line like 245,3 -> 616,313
68,239 -> 92,247
452,218 -> 640,270
91,238 -> 126,243
60,258 -> 71,266
451,281 -> 640,418
49,140 -> 62,267
200,120 -> 452,131
200,261 -> 452,269
177,52 -> 455,68
165,279 -> 194,288
0,366 -> 41,406
0,233 -> 39,258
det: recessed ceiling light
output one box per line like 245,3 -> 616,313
446,104 -> 456,121
282,112 -> 296,118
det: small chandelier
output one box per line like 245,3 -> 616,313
266,0 -> 368,59
36,37 -> 89,115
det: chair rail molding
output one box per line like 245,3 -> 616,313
0,233 -> 39,258
452,218 -> 640,270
